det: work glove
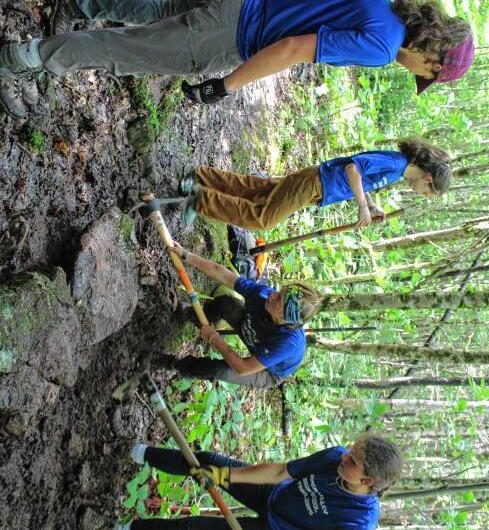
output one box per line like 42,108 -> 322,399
182,78 -> 231,104
190,465 -> 231,489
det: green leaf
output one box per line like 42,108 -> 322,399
454,511 -> 468,524
136,499 -> 147,516
455,399 -> 468,412
462,491 -> 475,503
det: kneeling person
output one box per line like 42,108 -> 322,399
166,242 -> 323,388
118,433 -> 403,530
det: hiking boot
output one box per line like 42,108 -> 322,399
178,173 -> 196,196
0,78 -> 27,118
51,0 -> 86,35
181,184 -> 201,226
79,507 -> 111,530
21,78 -> 39,107
0,40 -> 43,78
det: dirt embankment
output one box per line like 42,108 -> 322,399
0,2 -> 294,528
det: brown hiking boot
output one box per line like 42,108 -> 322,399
21,78 -> 39,107
51,0 -> 85,35
0,78 -> 27,119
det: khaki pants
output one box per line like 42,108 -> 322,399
194,165 -> 322,230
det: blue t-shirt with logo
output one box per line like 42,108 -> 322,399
319,151 -> 409,206
268,447 -> 380,530
234,277 -> 306,378
237,0 -> 405,65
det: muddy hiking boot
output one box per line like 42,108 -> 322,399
0,40 -> 43,117
0,78 -> 27,118
51,0 -> 86,35
22,78 -> 39,107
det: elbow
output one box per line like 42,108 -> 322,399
279,37 -> 306,63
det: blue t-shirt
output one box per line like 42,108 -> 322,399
237,0 -> 405,65
319,151 -> 409,206
268,447 -> 380,530
234,277 -> 306,378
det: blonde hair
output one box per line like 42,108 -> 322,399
284,282 -> 325,327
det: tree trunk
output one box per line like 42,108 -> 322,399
384,481 -> 489,500
309,375 -> 488,389
369,217 -> 489,251
319,288 -> 489,313
338,398 -> 489,409
314,339 -> 489,364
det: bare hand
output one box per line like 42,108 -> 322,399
170,241 -> 183,256
356,205 -> 372,228
369,206 -> 386,223
200,325 -> 219,343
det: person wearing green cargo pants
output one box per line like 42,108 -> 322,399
0,0 -> 474,118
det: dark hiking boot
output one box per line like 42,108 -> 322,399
79,507 -> 112,530
21,78 -> 39,107
0,78 -> 27,119
51,0 -> 86,35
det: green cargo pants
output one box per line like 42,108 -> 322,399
39,0 -> 243,76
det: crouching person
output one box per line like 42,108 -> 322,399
115,434 -> 402,530
162,242 -> 323,388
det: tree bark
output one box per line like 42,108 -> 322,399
369,217 -> 489,251
315,339 -> 489,364
384,481 -> 489,500
309,375 -> 488,389
319,288 -> 489,313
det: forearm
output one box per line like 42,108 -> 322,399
208,334 -> 264,375
346,163 -> 367,207
182,250 -> 237,288
230,463 -> 289,484
365,192 -> 375,207
224,35 -> 317,92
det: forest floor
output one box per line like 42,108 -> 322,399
0,2 -> 307,529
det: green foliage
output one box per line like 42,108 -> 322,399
120,2 -> 489,527
25,124 -> 45,153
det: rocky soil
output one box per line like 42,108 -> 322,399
0,2 -> 296,528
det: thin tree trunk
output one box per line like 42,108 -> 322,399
369,217 -> 489,251
314,339 -> 489,364
384,481 -> 489,500
313,375 -> 488,389
319,288 -> 489,313
338,398 -> 489,409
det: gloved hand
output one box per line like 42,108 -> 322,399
190,465 -> 230,489
182,78 -> 231,104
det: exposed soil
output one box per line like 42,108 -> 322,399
0,2 -> 299,529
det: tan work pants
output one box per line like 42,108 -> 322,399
194,165 -> 322,230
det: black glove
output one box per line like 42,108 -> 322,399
182,78 -> 231,104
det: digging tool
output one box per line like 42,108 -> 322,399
141,192 -> 209,326
139,374 -> 244,530
248,208 -> 404,256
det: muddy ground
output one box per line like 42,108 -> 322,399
0,2 -> 302,529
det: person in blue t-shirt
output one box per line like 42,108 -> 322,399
112,434 -> 402,530
179,138 -> 451,229
0,0 -> 474,118
161,241 -> 322,388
